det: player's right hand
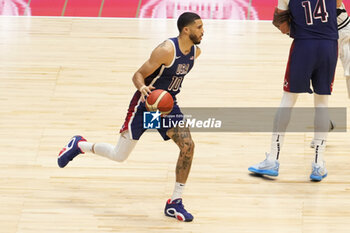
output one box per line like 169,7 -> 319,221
139,84 -> 155,102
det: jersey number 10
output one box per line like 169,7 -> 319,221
168,76 -> 183,91
302,0 -> 329,25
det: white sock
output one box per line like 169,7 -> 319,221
269,92 -> 297,160
269,133 -> 284,160
313,94 -> 329,166
78,141 -> 93,153
314,139 -> 326,166
171,182 -> 185,201
77,132 -> 137,162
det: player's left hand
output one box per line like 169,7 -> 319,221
139,84 -> 155,102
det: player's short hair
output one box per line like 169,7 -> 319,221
177,12 -> 201,33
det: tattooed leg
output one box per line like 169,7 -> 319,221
166,126 -> 195,183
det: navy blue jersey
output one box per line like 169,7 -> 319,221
144,37 -> 196,100
289,0 -> 338,40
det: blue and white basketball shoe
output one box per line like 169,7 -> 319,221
58,135 -> 86,168
248,153 -> 280,176
164,198 -> 193,222
310,162 -> 328,181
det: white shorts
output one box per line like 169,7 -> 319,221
339,24 -> 350,77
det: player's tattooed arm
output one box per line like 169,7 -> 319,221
167,127 -> 195,183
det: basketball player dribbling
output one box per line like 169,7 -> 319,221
248,0 -> 341,181
58,12 -> 204,222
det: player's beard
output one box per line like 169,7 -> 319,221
189,33 -> 201,45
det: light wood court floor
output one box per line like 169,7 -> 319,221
1,16 -> 350,233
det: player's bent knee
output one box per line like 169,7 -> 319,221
111,154 -> 128,162
116,158 -> 127,162
111,146 -> 133,162
109,131 -> 137,162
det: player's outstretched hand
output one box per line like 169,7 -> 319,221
139,84 -> 155,102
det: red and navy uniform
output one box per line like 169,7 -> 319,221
284,0 -> 338,94
120,37 -> 196,140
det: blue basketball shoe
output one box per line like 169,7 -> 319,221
310,162 -> 328,181
58,135 -> 86,168
164,199 -> 193,222
248,153 -> 280,176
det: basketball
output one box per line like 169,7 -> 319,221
145,89 -> 174,115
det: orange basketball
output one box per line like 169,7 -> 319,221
145,89 -> 174,115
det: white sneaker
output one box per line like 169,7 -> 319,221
310,162 -> 328,181
248,153 -> 279,176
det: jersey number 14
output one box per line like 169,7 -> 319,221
302,0 -> 329,25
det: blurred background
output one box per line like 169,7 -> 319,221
2,0 -> 349,20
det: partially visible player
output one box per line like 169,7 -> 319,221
248,0 -> 341,181
337,1 -> 350,97
57,12 -> 204,222
311,1 -> 347,148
